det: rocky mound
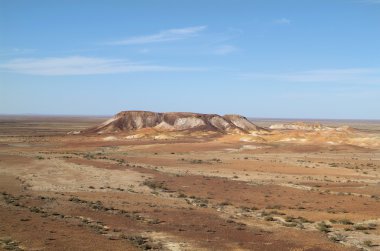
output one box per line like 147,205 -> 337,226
269,122 -> 355,132
269,122 -> 332,131
82,111 -> 262,134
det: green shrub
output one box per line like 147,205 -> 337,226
317,222 -> 331,233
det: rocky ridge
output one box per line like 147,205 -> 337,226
82,111 -> 263,134
269,122 -> 353,132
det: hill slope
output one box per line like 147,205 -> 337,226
82,111 -> 263,134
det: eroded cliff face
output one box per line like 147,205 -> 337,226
76,111 -> 380,148
82,111 -> 262,134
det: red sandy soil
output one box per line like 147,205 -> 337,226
0,116 -> 379,250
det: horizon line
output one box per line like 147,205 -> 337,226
0,113 -> 379,121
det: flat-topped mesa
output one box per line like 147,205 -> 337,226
82,110 -> 263,134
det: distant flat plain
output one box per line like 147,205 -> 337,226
0,115 -> 379,250
1,115 -> 379,135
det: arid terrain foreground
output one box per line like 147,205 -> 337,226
0,111 -> 380,251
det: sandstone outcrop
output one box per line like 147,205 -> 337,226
82,111 -> 262,134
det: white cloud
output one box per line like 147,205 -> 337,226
109,26 -> 207,45
213,45 -> 238,55
0,56 -> 203,76
241,68 -> 380,84
0,48 -> 36,56
138,48 -> 150,54
273,18 -> 291,25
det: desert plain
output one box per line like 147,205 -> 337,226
0,114 -> 380,251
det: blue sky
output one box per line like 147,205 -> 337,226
0,0 -> 379,119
